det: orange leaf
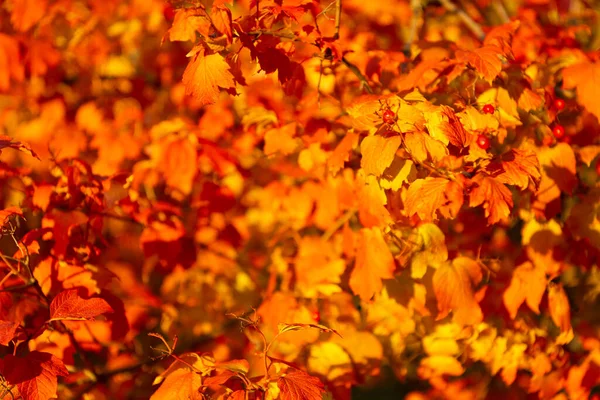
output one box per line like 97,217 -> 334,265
433,257 -> 483,326
360,135 -> 402,177
150,368 -> 203,400
182,50 -> 236,106
491,148 -> 541,190
328,132 -> 359,175
49,289 -> 113,321
548,283 -> 574,344
350,227 -> 395,301
483,20 -> 520,57
0,34 -> 24,91
562,60 -> 600,121
161,137 -> 197,195
469,174 -> 513,224
211,4 -> 233,43
278,370 -> 326,400
264,123 -> 298,156
456,46 -> 503,84
503,261 -> 546,319
0,351 -> 68,400
405,178 -> 463,221
10,0 -> 47,32
168,8 -> 209,43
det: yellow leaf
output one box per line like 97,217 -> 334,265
404,129 -> 448,163
380,158 -> 416,191
360,135 -> 402,177
478,88 -> 522,128
409,223 -> 448,279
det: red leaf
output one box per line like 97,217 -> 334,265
278,370 -> 326,400
0,351 -> 68,400
49,289 -> 113,321
0,135 -> 40,159
0,320 -> 18,346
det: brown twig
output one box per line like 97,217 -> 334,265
439,0 -> 485,41
404,0 -> 423,58
341,56 -> 373,93
491,0 -> 510,23
333,0 -> 342,40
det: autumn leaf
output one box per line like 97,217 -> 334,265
0,351 -> 68,400
409,223 -> 448,279
0,320 -> 19,346
424,105 -> 469,147
403,129 -> 448,163
349,227 -> 395,301
456,46 -> 503,83
405,178 -> 463,221
168,8 -> 209,43
0,135 -> 40,159
360,135 -> 402,177
328,132 -> 359,175
150,368 -> 203,400
0,206 -> 23,228
49,289 -> 113,322
503,261 -> 546,319
278,370 -> 326,400
433,257 -> 483,326
548,283 -> 574,344
491,148 -> 541,190
182,50 -> 236,106
562,60 -> 600,121
469,174 -> 513,224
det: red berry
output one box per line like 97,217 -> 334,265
476,134 -> 490,150
596,161 -> 600,176
552,124 -> 565,139
482,104 -> 495,114
312,311 -> 321,323
554,98 -> 565,111
382,109 -> 396,124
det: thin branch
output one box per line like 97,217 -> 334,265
0,281 -> 36,293
333,0 -> 342,40
439,0 -> 485,41
404,0 -> 423,58
341,56 -> 373,94
491,0 -> 510,24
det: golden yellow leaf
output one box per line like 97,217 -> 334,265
409,223 -> 448,279
360,135 -> 402,177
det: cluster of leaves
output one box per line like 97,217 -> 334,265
2,0 -> 600,399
